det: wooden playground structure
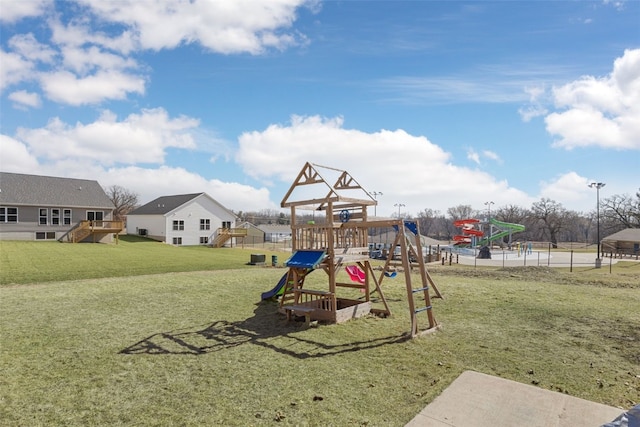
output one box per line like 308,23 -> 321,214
271,162 -> 442,338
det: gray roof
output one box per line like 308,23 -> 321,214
602,228 -> 640,243
0,172 -> 114,208
128,193 -> 203,215
257,224 -> 292,234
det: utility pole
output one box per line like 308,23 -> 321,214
370,191 -> 383,217
588,182 -> 605,268
484,201 -> 494,241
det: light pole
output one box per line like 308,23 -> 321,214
370,191 -> 383,217
394,203 -> 405,219
484,201 -> 494,240
588,182 -> 605,268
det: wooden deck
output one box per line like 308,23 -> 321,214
63,220 -> 124,243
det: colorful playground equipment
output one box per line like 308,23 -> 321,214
261,162 -> 442,338
453,219 -> 483,245
345,265 -> 366,284
453,218 -> 525,247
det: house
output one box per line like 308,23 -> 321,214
601,228 -> 640,259
257,224 -> 292,243
237,221 -> 265,245
126,192 -> 243,246
0,172 -> 119,242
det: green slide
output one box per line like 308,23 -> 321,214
478,218 -> 525,246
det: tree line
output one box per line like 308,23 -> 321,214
415,190 -> 640,247
107,184 -> 639,247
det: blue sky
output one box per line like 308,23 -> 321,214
1,0 -> 639,217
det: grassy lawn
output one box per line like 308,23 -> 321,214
1,240 -> 639,426
0,236 -> 285,285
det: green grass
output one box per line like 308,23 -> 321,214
0,241 -> 639,426
0,236 -> 285,285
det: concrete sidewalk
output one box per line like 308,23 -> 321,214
453,250 -> 627,268
405,371 -> 623,427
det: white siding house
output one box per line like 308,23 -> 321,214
126,193 -> 237,246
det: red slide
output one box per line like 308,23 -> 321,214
453,218 -> 484,245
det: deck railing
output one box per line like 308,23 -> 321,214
293,223 -> 368,251
211,227 -> 248,247
65,220 -> 124,243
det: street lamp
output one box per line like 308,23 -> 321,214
370,191 -> 383,217
484,201 -> 494,240
588,182 -> 606,268
394,203 -> 405,218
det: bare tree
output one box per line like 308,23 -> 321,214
530,198 -> 571,248
417,208 -> 439,237
600,190 -> 640,230
105,185 -> 139,222
446,204 -> 473,222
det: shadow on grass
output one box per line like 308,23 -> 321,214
120,301 -> 406,358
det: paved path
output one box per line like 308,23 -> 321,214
450,250 -> 635,268
405,371 -> 623,427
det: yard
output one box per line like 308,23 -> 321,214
0,239 -> 638,426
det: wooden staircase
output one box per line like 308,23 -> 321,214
211,227 -> 248,248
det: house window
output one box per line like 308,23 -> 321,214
0,207 -> 18,223
39,208 -> 48,225
200,236 -> 209,244
63,209 -> 72,225
200,219 -> 210,230
173,220 -> 184,231
172,237 -> 182,245
222,221 -> 231,229
35,232 -> 56,240
52,209 -> 60,225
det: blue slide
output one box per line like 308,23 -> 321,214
261,273 -> 288,300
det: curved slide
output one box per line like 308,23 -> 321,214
453,219 -> 484,245
478,218 -> 525,246
261,273 -> 288,300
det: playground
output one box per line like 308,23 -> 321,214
260,162 -> 442,338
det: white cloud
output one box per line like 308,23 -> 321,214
8,90 -> 42,108
0,0 -> 51,23
1,0 -> 314,105
15,108 -> 199,165
545,48 -> 640,150
99,166 -> 275,212
49,19 -> 137,55
538,172 -> 602,212
518,85 -> 549,121
59,45 -> 138,75
482,150 -> 501,163
0,135 -> 40,171
466,148 -> 500,165
0,49 -> 35,91
0,107 -> 273,211
39,69 -> 145,105
467,148 -> 480,165
77,0 -> 316,54
8,33 -> 57,63
236,115 -> 534,214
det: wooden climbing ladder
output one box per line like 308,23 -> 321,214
397,221 -> 442,337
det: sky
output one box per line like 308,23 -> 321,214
1,0 -> 639,219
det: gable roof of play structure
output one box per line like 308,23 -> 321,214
281,162 -> 376,211
128,192 -> 236,218
602,228 -> 640,243
0,171 -> 114,208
